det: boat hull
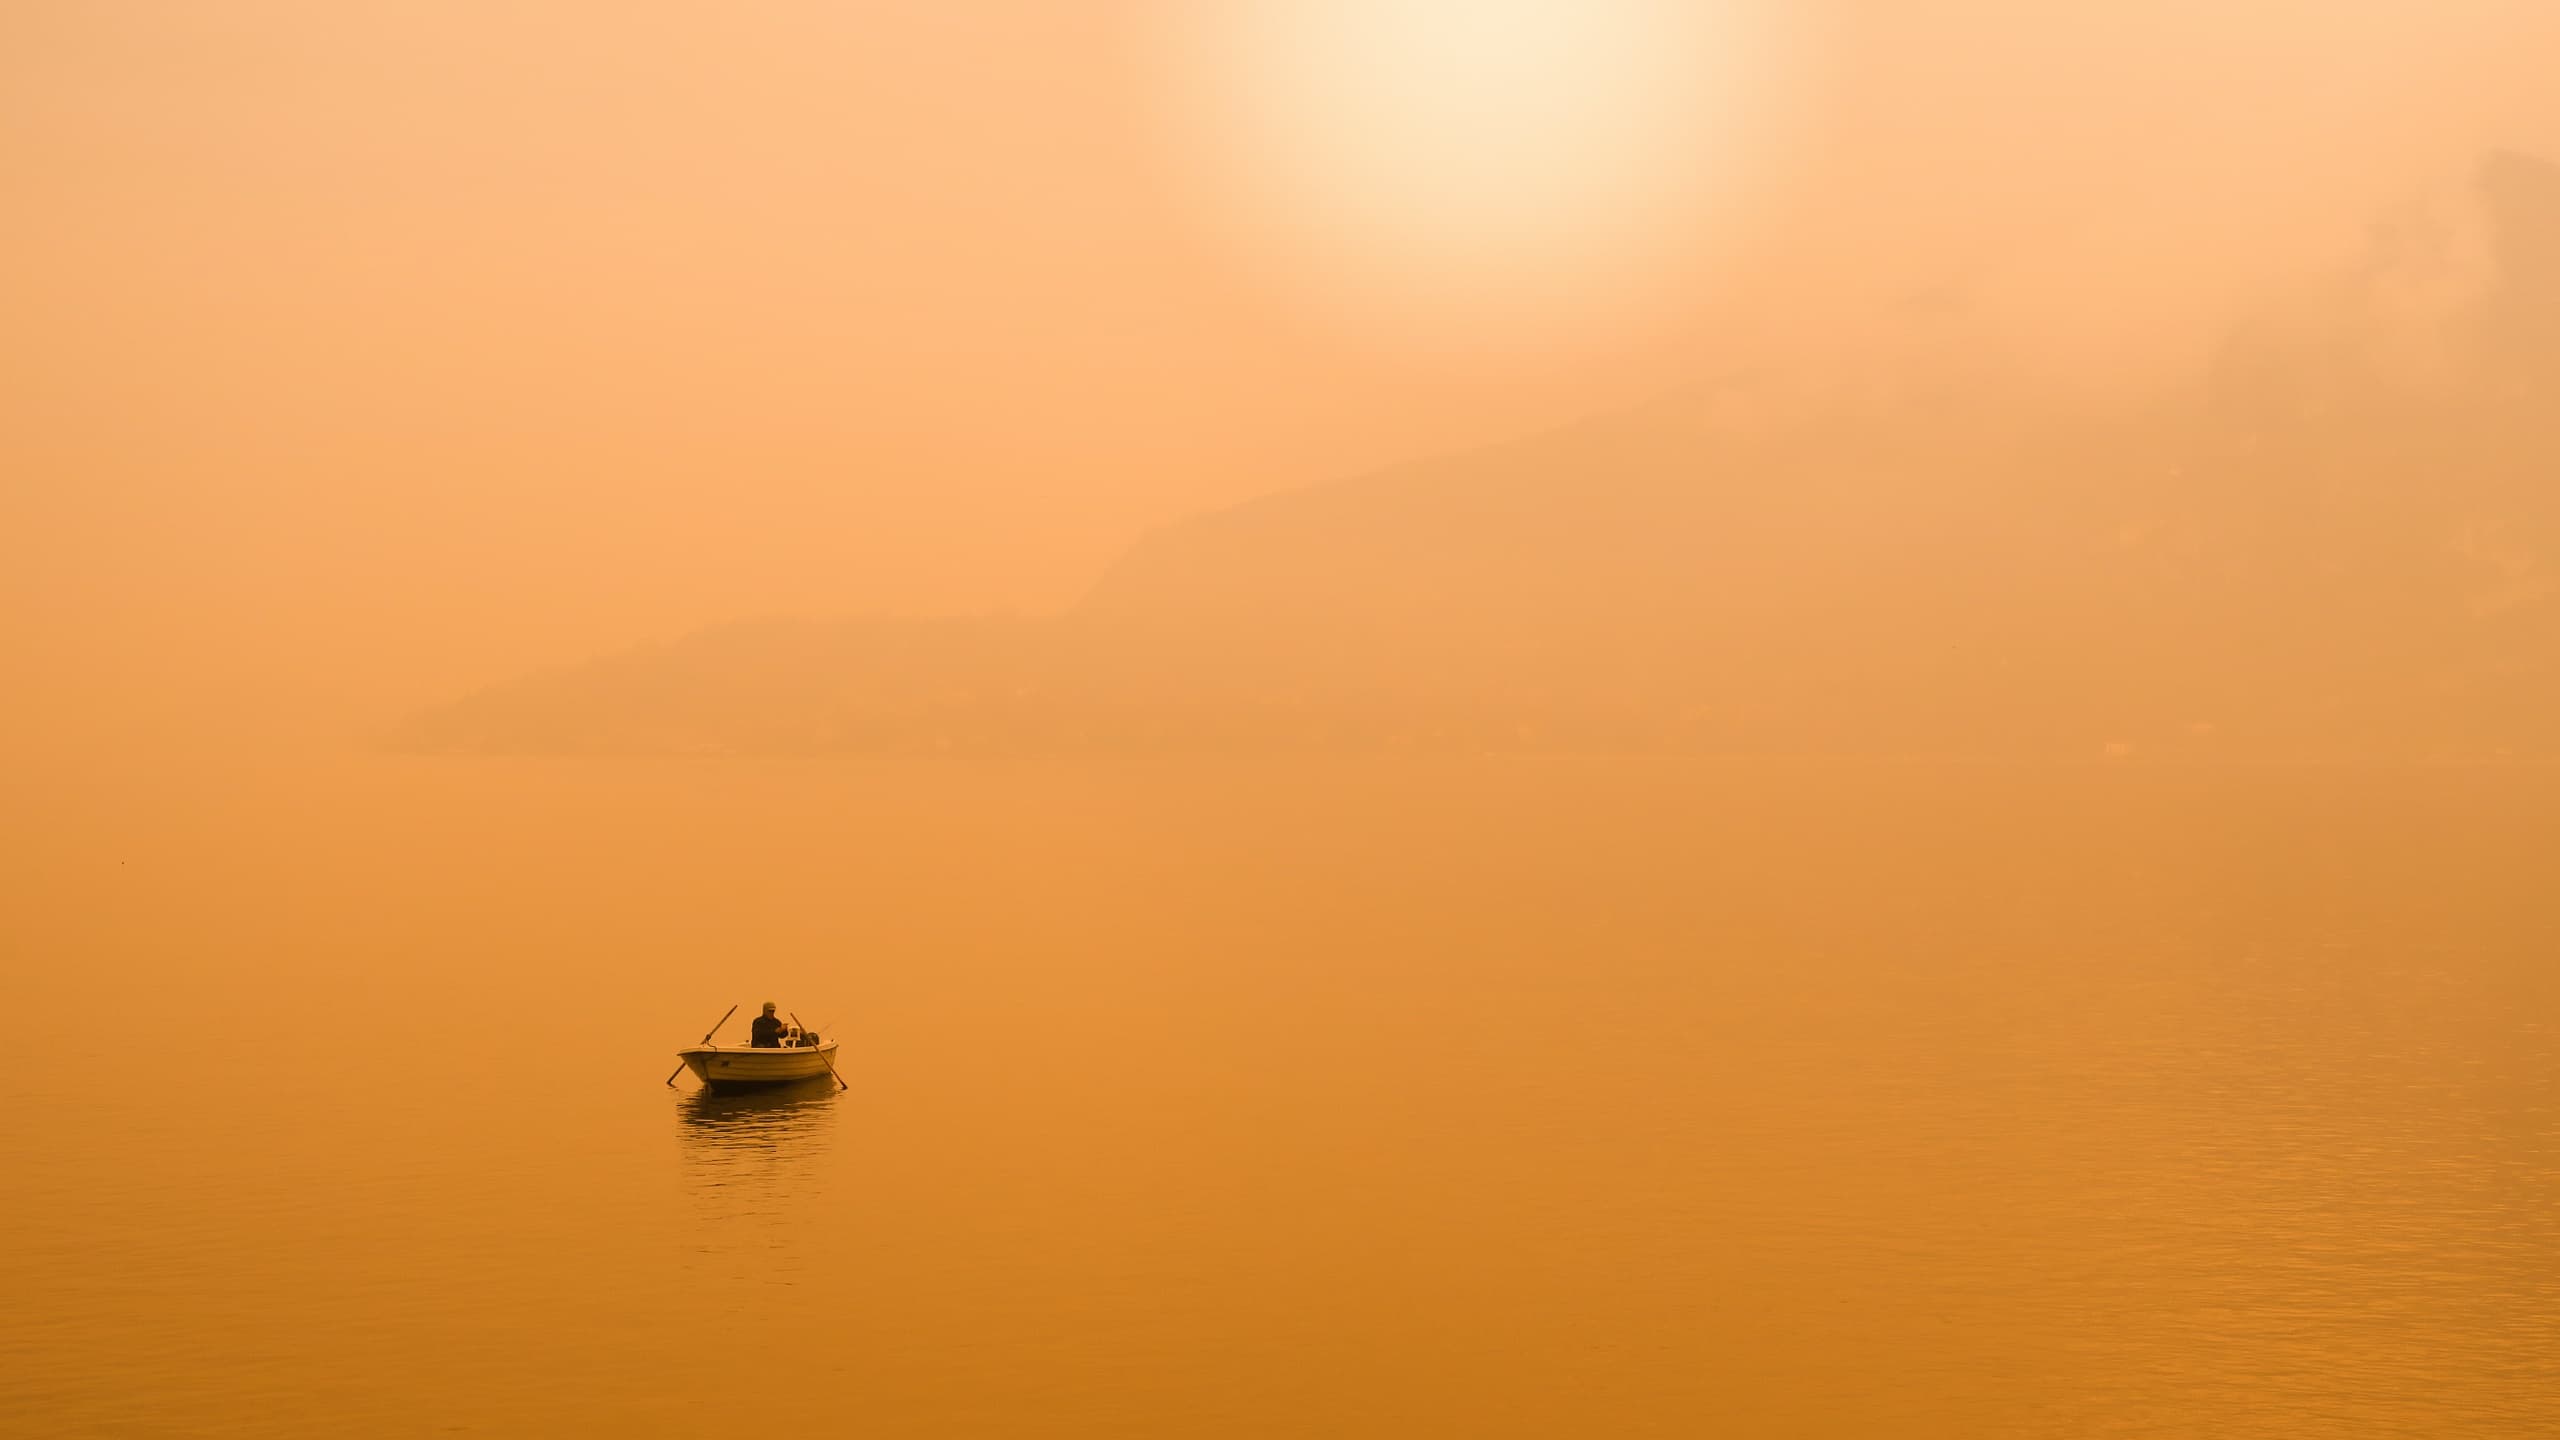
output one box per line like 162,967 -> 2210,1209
679,1040 -> 840,1090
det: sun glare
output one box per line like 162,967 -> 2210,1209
1148,0 -> 1789,348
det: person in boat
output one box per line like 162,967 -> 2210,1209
750,1001 -> 786,1048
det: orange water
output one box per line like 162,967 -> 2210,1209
4,756 -> 2554,1435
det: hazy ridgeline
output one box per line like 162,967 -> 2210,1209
407,152 -> 2560,763
11,7 -> 2560,1436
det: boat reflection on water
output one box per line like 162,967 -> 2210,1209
677,1073 -> 841,1133
674,1075 -> 841,1224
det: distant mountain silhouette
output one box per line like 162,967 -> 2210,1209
404,152 -> 2560,761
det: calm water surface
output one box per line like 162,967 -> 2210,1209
3,755 -> 2554,1435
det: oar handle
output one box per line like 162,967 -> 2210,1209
667,1003 -> 743,1087
790,1011 -> 849,1091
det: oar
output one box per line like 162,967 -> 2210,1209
791,1011 -> 849,1091
665,1003 -> 739,1087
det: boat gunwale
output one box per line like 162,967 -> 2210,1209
677,1040 -> 839,1057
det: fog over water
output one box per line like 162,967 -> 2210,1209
5,755 -> 2556,1435
6,3 -> 2560,1435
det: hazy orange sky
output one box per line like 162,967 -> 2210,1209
5,1 -> 2556,745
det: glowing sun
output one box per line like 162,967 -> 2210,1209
1147,0 -> 1789,344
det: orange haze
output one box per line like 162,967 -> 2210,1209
4,0 -> 2557,751
10,8 -> 2560,1435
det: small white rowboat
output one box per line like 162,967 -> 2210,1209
677,1040 -> 841,1091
